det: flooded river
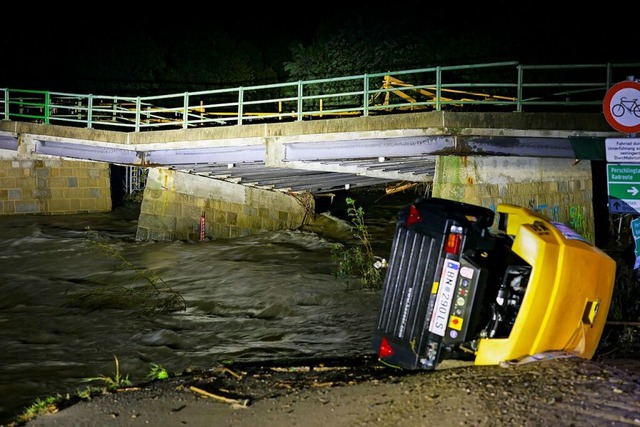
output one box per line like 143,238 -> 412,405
0,189 -> 417,424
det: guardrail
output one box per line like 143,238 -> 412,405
1,61 -> 639,132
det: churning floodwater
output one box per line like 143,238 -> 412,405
0,190 -> 418,424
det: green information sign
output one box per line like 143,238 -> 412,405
607,164 -> 640,213
609,183 -> 640,199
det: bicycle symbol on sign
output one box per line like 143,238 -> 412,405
612,97 -> 640,118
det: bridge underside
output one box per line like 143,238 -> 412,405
0,113 -> 616,243
0,118 -> 607,196
172,157 -> 436,194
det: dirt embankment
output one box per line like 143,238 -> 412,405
18,352 -> 640,427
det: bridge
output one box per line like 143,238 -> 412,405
1,61 -> 637,242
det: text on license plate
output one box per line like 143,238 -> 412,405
428,260 -> 460,336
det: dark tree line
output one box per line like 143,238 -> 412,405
3,10 -> 630,96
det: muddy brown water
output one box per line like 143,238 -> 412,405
0,189 -> 422,424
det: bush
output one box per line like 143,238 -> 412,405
331,198 -> 386,289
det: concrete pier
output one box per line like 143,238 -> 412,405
135,168 -> 314,241
433,156 -> 595,239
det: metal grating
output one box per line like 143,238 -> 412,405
376,226 -> 442,346
174,156 -> 436,194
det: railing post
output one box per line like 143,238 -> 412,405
363,74 -> 369,117
516,65 -> 523,112
435,66 -> 441,111
297,81 -> 303,121
44,91 -> 50,125
237,87 -> 244,125
183,92 -> 189,129
87,95 -> 93,129
1,89 -> 7,120
135,97 -> 142,132
112,97 -> 118,123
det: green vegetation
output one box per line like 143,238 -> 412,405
568,205 -> 593,243
82,355 -> 132,391
63,229 -> 186,316
147,363 -> 169,381
331,197 -> 386,289
17,396 -> 60,422
13,357 -> 170,425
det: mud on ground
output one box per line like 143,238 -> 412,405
18,349 -> 640,427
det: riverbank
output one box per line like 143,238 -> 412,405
14,352 -> 640,427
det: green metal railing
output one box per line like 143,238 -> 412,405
1,61 -> 638,132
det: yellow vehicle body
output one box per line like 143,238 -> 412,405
474,204 -> 617,365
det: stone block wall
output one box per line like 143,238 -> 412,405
0,159 -> 112,215
136,168 -> 314,241
432,155 -> 595,241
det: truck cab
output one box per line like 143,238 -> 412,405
372,197 -> 616,370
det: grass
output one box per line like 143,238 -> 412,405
82,355 -> 132,391
11,357 -> 170,426
17,396 -> 59,421
147,363 -> 169,381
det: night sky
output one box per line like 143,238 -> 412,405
2,4 -> 636,92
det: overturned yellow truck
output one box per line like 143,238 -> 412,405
372,197 -> 617,370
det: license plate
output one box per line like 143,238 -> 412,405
428,260 -> 460,336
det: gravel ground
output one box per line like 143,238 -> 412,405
13,351 -> 640,427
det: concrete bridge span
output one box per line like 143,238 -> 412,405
0,110 -> 621,244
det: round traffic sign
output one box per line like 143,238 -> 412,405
603,80 -> 640,134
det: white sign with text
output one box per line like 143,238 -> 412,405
606,138 -> 640,162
